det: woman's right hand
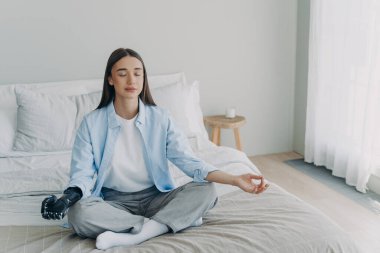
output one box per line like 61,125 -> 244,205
234,174 -> 269,194
41,195 -> 69,220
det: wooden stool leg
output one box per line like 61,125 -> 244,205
217,127 -> 221,145
234,128 -> 242,151
211,127 -> 218,145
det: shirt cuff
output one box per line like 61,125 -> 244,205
193,163 -> 218,182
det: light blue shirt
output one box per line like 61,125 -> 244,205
68,99 -> 217,198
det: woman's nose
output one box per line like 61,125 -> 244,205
127,74 -> 135,85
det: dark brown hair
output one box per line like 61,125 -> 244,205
97,48 -> 156,109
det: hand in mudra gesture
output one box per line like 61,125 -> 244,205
235,174 -> 269,194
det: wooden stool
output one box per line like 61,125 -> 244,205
203,115 -> 246,151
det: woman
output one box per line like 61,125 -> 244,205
41,48 -> 269,250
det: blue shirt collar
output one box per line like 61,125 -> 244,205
106,98 -> 146,128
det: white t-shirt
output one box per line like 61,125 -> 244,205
103,113 -> 154,192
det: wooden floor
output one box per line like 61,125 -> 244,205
249,152 -> 380,253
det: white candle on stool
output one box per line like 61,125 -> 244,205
225,107 -> 236,118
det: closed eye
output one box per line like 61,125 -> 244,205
117,70 -> 127,76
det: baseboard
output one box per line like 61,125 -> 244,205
368,174 -> 380,195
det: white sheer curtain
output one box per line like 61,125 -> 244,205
305,0 -> 380,193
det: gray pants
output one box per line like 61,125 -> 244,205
67,182 -> 218,238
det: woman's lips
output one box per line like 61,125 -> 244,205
125,88 -> 137,92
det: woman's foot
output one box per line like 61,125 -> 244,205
130,222 -> 143,234
95,220 -> 169,250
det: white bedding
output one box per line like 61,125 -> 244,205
0,140 -> 259,226
2,185 -> 362,253
0,152 -> 71,197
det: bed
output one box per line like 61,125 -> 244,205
0,73 -> 362,252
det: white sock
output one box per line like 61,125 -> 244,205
190,217 -> 203,227
130,222 -> 143,234
96,219 -> 169,250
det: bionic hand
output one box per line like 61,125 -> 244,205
41,187 -> 82,220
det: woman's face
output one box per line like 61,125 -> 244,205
108,56 -> 144,100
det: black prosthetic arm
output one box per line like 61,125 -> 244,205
41,187 -> 83,220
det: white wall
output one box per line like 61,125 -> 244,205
0,0 -> 298,156
293,0 -> 310,155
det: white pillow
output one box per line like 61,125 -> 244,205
150,80 -> 208,143
151,81 -> 193,136
148,72 -> 207,143
0,109 -> 17,153
13,88 -> 78,152
148,72 -> 186,89
189,80 -> 209,140
71,91 -> 102,130
0,79 -> 103,155
0,85 -> 18,153
12,88 -> 102,152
